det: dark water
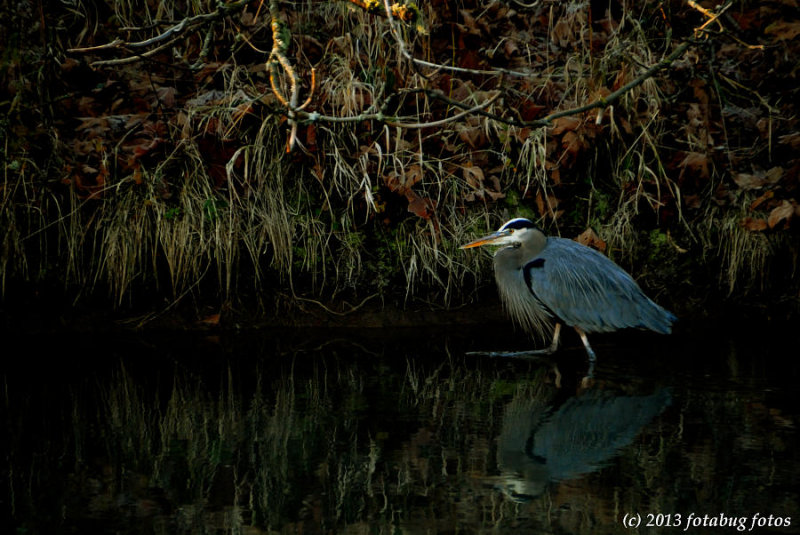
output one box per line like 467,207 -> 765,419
2,322 -> 799,534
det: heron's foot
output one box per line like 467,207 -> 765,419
578,359 -> 596,390
574,326 -> 597,363
465,348 -> 556,359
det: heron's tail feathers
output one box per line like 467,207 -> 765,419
639,299 -> 677,335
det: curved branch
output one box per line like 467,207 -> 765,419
387,92 -> 500,128
67,0 -> 250,66
528,39 -> 697,127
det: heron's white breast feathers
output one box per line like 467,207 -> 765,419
494,256 -> 554,340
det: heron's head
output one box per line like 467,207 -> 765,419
460,218 -> 539,250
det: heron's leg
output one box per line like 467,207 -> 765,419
573,327 -> 597,362
546,322 -> 561,352
466,323 -> 562,359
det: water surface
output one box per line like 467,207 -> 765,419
2,323 -> 798,534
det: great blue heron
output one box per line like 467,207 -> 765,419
461,218 -> 676,360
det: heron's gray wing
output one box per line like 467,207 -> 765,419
524,238 -> 674,333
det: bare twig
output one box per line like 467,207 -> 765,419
387,92 -> 501,128
265,0 -> 315,149
410,88 -> 526,126
68,39 -> 125,53
295,110 -> 389,123
295,293 -> 378,316
298,68 -> 316,111
526,39 -> 696,127
688,0 -> 762,50
269,64 -> 290,107
67,0 -> 250,66
687,0 -> 728,34
88,35 -> 185,67
381,0 -> 414,64
268,0 -> 302,151
375,0 -> 536,79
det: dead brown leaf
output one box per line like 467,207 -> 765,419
730,9 -> 760,31
462,164 -> 505,202
561,130 -> 586,157
767,200 -> 794,228
458,9 -> 483,36
741,217 -> 768,232
519,101 -> 545,121
611,67 -> 630,92
734,173 -> 765,190
198,313 -> 221,326
683,194 -> 702,209
764,21 -> 800,41
156,86 -> 177,108
406,190 -> 436,219
535,191 -> 561,220
778,132 -> 800,149
75,116 -> 109,137
551,116 -> 581,135
404,165 -> 423,188
504,39 -> 520,58
385,165 -> 422,194
551,19 -> 573,47
462,164 -> 484,188
733,167 -> 783,190
749,191 -> 774,211
456,121 -> 486,149
575,228 -> 607,252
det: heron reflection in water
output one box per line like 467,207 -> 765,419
462,218 -> 676,361
494,388 -> 672,501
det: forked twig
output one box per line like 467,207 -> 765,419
67,0 -> 250,67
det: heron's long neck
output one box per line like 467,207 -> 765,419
491,229 -> 552,338
522,228 -> 546,261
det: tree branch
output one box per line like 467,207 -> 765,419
526,39 -> 697,128
67,0 -> 250,67
387,92 -> 501,128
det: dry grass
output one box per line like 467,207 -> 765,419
708,203 -> 775,295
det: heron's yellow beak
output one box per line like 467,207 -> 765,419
460,230 -> 511,249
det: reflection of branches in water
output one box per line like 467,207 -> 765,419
23,353 -> 672,532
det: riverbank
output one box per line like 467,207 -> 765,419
2,1 -> 798,329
